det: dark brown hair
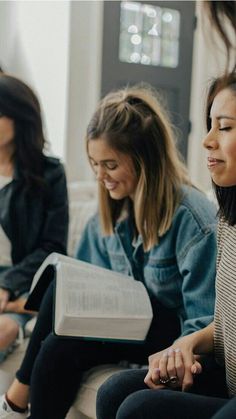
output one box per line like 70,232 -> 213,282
0,74 -> 47,192
206,72 -> 236,224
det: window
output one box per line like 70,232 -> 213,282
119,1 -> 180,68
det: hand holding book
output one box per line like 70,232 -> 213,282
25,253 -> 153,342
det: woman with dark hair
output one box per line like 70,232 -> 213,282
0,85 -> 216,418
0,74 -> 68,364
96,73 -> 236,419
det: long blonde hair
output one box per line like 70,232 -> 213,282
86,85 -> 191,251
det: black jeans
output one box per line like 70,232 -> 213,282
96,369 -> 230,419
16,281 -> 180,419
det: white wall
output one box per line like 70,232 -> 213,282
0,0 -> 70,159
188,2 -> 230,191
65,0 -> 103,181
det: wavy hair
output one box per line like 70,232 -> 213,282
0,74 -> 46,192
86,85 -> 191,251
206,72 -> 236,225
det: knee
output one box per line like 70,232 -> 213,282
116,389 -> 172,419
97,370 -> 147,419
33,334 -> 78,375
0,316 -> 19,349
36,334 -> 62,364
97,372 -> 128,419
116,391 -> 148,419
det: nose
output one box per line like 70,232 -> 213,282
95,164 -> 107,181
202,129 -> 218,150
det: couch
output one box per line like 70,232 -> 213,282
0,181 -> 126,419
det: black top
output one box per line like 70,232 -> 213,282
0,156 -> 69,298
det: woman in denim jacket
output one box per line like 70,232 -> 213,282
0,85 -> 216,419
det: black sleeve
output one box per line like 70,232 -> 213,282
0,162 -> 69,298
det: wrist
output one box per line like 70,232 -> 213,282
189,326 -> 214,354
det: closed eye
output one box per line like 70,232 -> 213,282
89,159 -> 117,171
104,162 -> 118,170
219,127 -> 232,131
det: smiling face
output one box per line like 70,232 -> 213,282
203,87 -> 236,187
88,138 -> 138,200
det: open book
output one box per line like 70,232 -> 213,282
25,253 -> 153,342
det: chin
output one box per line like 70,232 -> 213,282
109,191 -> 126,200
213,178 -> 236,188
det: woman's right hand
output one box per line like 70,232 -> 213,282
144,335 -> 202,391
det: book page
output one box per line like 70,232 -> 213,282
29,252 -> 84,293
56,261 -> 152,319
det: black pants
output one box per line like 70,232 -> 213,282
16,281 -> 180,419
96,368 -> 229,419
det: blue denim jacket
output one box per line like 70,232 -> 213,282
76,185 -> 217,337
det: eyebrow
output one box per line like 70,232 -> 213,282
215,115 -> 236,121
88,157 -> 117,163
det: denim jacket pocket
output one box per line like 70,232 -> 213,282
107,251 -> 131,275
144,262 -> 180,308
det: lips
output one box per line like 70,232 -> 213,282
207,157 -> 224,168
104,181 -> 118,191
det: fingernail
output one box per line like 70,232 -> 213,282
168,348 -> 174,355
192,365 -> 197,374
174,348 -> 181,353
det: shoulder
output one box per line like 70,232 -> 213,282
85,213 -> 101,232
174,185 -> 217,233
43,156 -> 66,182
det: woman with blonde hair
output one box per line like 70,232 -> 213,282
0,85 -> 216,419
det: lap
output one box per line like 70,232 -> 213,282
0,294 -> 33,363
0,311 -> 32,330
96,366 -> 229,419
212,397 -> 236,419
116,389 -> 228,419
37,334 -> 152,371
35,296 -> 181,370
0,291 -> 33,330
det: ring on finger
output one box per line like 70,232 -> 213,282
169,375 -> 178,384
159,376 -> 170,385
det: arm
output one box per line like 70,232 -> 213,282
0,162 -> 69,298
145,321 -> 214,391
176,206 -> 217,335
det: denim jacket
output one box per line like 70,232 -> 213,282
76,185 -> 217,337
